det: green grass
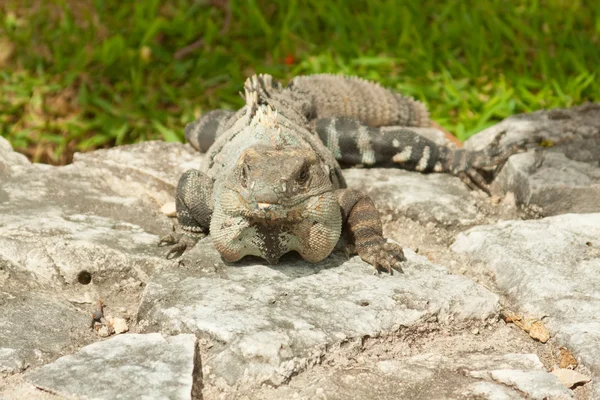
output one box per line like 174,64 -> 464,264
1,0 -> 598,164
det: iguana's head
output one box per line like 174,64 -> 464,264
226,144 -> 335,219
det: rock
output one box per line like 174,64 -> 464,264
551,368 -> 591,389
112,317 -> 129,334
26,333 -> 201,400
2,112 -> 599,399
0,348 -> 39,378
97,325 -> 111,337
0,141 -> 197,292
465,103 -> 600,152
465,381 -> 524,400
0,136 -> 30,178
0,289 -> 92,376
465,104 -> 600,215
558,347 -> 578,369
0,210 -> 169,288
344,168 -> 480,226
255,353 -> 570,400
0,141 -> 199,376
496,152 -> 600,216
160,201 -> 177,217
452,213 -> 600,383
470,370 -> 572,399
1,141 -> 197,237
137,240 -> 499,388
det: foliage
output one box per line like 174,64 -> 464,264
0,0 -> 598,163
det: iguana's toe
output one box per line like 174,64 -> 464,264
358,239 -> 405,275
474,132 -> 542,170
458,170 -> 491,194
159,233 -> 205,259
158,233 -> 179,247
164,242 -> 185,259
456,133 -> 543,194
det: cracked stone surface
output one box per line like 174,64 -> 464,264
137,242 -> 499,388
453,213 -> 600,395
0,289 -> 91,377
344,168 -> 481,226
26,333 -> 201,400
1,105 -> 599,399
0,141 -> 197,375
255,353 -> 572,400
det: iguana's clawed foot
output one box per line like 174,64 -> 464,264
456,132 -> 543,194
456,170 -> 492,194
476,131 -> 542,169
358,239 -> 406,274
158,232 -> 205,259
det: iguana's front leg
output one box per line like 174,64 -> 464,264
159,169 -> 213,258
335,189 -> 405,274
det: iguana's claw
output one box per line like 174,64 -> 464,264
159,233 -> 204,259
457,132 -> 543,194
158,233 -> 179,247
165,242 -> 188,259
359,239 -> 406,275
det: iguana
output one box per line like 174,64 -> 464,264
160,74 -> 534,273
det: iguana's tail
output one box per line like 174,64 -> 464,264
287,74 -> 430,128
314,116 -> 449,171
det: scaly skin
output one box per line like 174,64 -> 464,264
161,73 -> 539,272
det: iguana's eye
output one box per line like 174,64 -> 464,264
297,165 -> 309,185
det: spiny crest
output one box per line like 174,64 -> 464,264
244,75 -> 260,117
254,104 -> 280,129
243,73 -> 281,121
255,104 -> 288,148
243,74 -> 286,146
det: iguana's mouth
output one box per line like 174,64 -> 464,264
243,201 -> 304,222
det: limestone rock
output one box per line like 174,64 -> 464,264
465,103 -> 600,215
1,106 -> 599,399
551,368 -> 592,389
255,353 -> 571,400
0,142 -> 199,377
112,317 -> 129,334
137,240 -> 499,388
344,168 -> 480,226
465,103 -> 600,152
26,333 -> 201,400
0,141 -> 199,293
0,136 -> 30,178
452,213 -> 600,383
498,151 -> 600,215
470,369 -> 572,399
0,289 -> 92,377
